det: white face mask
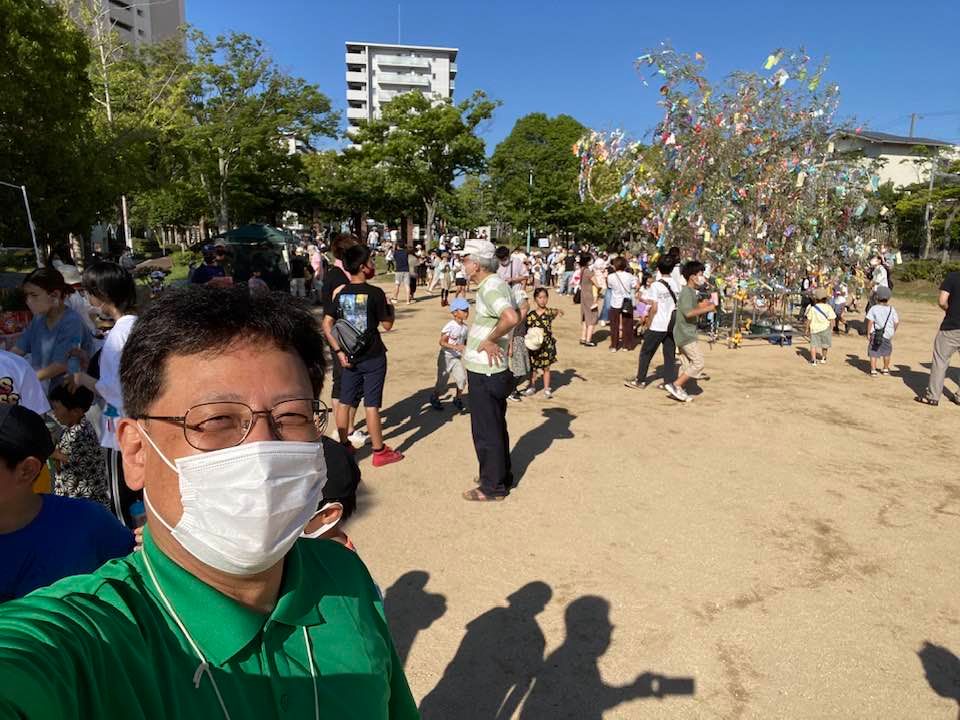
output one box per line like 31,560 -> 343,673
300,502 -> 343,540
140,427 -> 326,576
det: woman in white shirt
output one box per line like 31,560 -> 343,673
71,262 -> 140,528
606,257 -> 639,352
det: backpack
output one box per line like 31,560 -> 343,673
330,286 -> 374,364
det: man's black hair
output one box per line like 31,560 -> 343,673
343,244 -> 372,275
120,286 -> 325,419
657,255 -> 677,275
681,260 -> 706,280
668,246 -> 681,258
319,437 -> 360,522
49,384 -> 94,413
82,261 -> 137,314
495,246 -> 511,261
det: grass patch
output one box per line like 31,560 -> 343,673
894,280 -> 941,305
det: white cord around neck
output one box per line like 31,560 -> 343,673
142,547 -> 319,720
142,548 -> 232,720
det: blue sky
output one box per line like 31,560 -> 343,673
186,0 -> 960,152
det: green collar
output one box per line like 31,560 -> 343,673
138,528 -> 325,666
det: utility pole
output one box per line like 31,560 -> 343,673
909,113 -> 918,138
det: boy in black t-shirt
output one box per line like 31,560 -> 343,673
321,245 -> 404,467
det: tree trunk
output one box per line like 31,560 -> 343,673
217,148 -> 230,233
424,197 -> 437,251
943,204 -> 960,259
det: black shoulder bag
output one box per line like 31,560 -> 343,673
614,273 -> 634,316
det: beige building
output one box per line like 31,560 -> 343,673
345,41 -> 458,138
834,130 -> 957,188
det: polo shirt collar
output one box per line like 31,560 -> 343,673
139,528 -> 322,667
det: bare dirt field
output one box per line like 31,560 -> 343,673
339,279 -> 960,719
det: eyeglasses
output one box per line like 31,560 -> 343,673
140,398 -> 328,451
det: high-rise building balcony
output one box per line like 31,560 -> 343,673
376,54 -> 431,69
377,72 -> 430,87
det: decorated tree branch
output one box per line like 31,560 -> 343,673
576,44 -> 886,294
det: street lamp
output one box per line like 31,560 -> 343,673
0,180 -> 43,267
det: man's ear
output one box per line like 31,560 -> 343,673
317,502 -> 343,525
17,457 -> 43,487
117,419 -> 146,491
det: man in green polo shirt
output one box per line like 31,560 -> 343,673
456,239 -> 519,503
0,286 -> 418,720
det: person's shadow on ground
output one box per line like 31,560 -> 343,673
380,386 -> 461,456
418,582 -> 553,720
519,596 -> 696,720
918,641 -> 960,719
893,362 -> 960,402
547,368 -> 587,392
383,571 -> 446,668
510,408 -> 575,488
844,353 -> 872,375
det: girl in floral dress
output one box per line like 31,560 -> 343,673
524,288 -> 563,398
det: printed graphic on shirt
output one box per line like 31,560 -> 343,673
339,293 -> 369,332
0,377 -> 21,405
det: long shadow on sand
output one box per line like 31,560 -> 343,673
379,386 -> 463,456
510,407 -> 575,487
383,571 -> 447,668
918,641 -> 960,718
419,587 -> 695,720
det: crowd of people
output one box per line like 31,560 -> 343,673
0,228 -> 958,716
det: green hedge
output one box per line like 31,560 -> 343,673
894,260 -> 960,284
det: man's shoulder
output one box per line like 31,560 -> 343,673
295,538 -> 377,596
480,274 -> 509,293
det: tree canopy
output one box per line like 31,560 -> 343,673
489,113 -> 593,242
0,0 -> 96,246
350,90 -> 497,247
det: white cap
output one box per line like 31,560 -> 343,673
454,238 -> 497,260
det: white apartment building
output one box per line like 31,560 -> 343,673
345,41 -> 458,136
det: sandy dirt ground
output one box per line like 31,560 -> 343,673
335,278 -> 960,719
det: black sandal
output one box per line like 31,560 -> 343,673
914,395 -> 939,407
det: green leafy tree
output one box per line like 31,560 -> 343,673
181,30 -> 338,232
351,90 -> 498,248
489,113 -> 591,243
439,176 -> 491,234
0,0 -> 96,248
303,149 -> 416,234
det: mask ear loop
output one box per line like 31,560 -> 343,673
142,548 -> 232,720
137,423 -> 179,474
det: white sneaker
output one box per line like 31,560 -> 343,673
522,387 -> 537,396
544,388 -> 553,398
347,429 -> 369,449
